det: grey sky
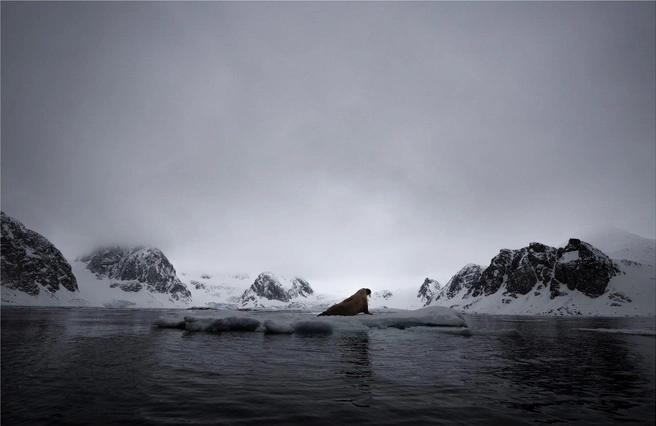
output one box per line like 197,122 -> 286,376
2,2 -> 655,292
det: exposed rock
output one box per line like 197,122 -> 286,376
239,272 -> 313,308
78,246 -> 191,301
434,264 -> 483,301
417,278 -> 441,306
191,280 -> 205,290
1,212 -> 78,296
109,282 -> 143,292
554,239 -> 621,298
434,239 -> 620,305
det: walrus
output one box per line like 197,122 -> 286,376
318,288 -> 372,316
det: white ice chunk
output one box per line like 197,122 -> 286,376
154,306 -> 467,334
292,320 -> 333,334
183,316 -> 260,332
263,320 -> 295,334
154,318 -> 186,329
358,306 -> 467,329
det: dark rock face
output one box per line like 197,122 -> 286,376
434,264 -> 483,301
435,239 -> 620,304
489,242 -> 560,298
240,272 -> 313,304
109,282 -> 144,292
417,278 -> 441,306
79,246 -> 191,301
471,249 -> 514,298
554,239 -> 621,298
1,212 -> 78,296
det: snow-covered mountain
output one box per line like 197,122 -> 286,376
428,232 -> 655,316
417,278 -> 441,306
73,246 -> 192,307
1,212 -> 82,305
4,211 -> 651,316
366,287 -> 425,310
182,272 -> 252,309
435,264 -> 483,301
562,226 -> 654,266
239,272 -> 330,310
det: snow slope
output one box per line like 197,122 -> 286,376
70,261 -> 192,308
566,226 -> 655,266
182,271 -> 345,312
2,260 -> 192,309
430,229 -> 655,316
181,272 -> 252,309
369,287 -> 426,310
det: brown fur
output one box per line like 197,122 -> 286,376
317,288 -> 372,316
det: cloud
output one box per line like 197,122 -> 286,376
2,2 -> 654,292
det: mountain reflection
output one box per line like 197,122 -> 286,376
336,332 -> 373,379
484,316 -> 655,421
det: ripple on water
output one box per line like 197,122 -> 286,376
1,308 -> 654,425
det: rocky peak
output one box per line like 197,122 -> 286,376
437,239 -> 621,304
554,239 -> 621,298
417,278 -> 441,306
1,212 -> 78,296
240,272 -> 313,306
436,264 -> 483,301
78,246 -> 191,301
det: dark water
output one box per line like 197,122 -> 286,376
2,307 -> 654,426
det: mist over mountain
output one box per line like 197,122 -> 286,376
2,210 -> 653,316
78,246 -> 192,302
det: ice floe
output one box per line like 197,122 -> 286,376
154,306 -> 468,334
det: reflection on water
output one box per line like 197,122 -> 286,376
337,332 -> 373,379
2,308 -> 654,426
334,332 -> 374,407
465,315 -> 656,424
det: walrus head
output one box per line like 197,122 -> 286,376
364,288 -> 371,298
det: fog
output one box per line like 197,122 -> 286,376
2,2 -> 654,293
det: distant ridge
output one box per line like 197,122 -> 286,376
426,231 -> 655,316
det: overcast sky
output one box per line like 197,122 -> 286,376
2,2 -> 655,293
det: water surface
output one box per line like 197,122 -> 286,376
2,307 -> 654,425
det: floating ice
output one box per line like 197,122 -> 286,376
154,305 -> 468,334
357,306 -> 467,329
263,320 -> 295,334
292,320 -> 333,334
185,316 -> 261,332
154,318 -> 185,329
155,316 -> 260,332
